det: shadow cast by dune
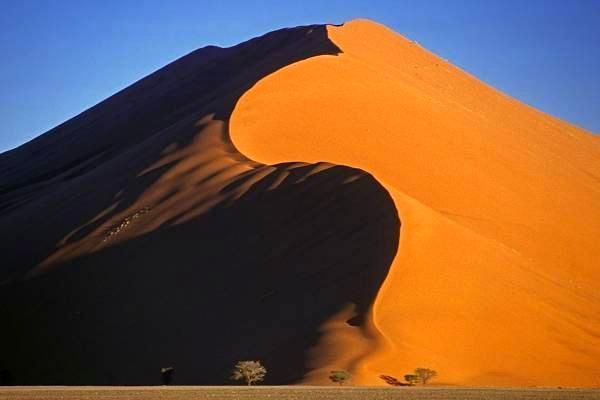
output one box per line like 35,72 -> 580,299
0,163 -> 399,384
0,24 -> 401,385
0,24 -> 341,281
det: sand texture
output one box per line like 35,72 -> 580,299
1,19 -> 599,387
1,386 -> 599,400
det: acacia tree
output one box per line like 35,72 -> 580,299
329,370 -> 351,385
230,360 -> 267,386
414,368 -> 437,385
404,374 -> 419,386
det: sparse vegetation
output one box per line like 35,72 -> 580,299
404,374 -> 419,386
414,368 -> 437,385
230,360 -> 266,386
329,370 -> 351,385
380,368 -> 436,386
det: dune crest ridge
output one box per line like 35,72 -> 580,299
0,24 -> 400,385
1,18 -> 599,387
230,19 -> 600,386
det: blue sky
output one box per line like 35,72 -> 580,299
1,0 -> 599,152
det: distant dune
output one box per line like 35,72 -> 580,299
1,19 -> 599,387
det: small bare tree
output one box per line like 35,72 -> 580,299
230,360 -> 266,386
329,370 -> 351,385
414,368 -> 437,385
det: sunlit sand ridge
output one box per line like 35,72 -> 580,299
0,19 -> 598,387
231,19 -> 600,386
0,24 -> 398,385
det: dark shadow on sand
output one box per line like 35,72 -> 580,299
0,25 -> 400,385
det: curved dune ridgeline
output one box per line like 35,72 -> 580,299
0,25 -> 399,384
230,20 -> 600,387
0,161 -> 399,384
1,19 -> 600,388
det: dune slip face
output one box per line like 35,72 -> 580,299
0,24 -> 399,385
1,18 -> 600,388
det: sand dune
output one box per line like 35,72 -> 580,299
231,19 -> 600,386
0,24 -> 398,385
1,19 -> 599,387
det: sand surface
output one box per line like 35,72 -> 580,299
0,24 -> 397,385
230,20 -> 600,386
1,19 -> 599,387
1,386 -> 599,400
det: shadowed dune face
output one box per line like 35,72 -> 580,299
0,25 -> 401,384
231,19 -> 600,387
0,25 -> 342,281
0,163 -> 399,385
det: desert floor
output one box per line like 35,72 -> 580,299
0,386 -> 599,399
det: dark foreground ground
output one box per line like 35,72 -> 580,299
0,386 -> 599,400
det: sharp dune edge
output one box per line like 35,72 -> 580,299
232,19 -> 600,386
0,19 -> 599,387
0,23 -> 398,386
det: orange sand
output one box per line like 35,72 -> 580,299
0,24 -> 398,385
2,18 -> 599,387
230,19 -> 600,386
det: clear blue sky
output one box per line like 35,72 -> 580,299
1,0 -> 599,152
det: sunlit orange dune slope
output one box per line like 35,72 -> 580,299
231,19 -> 600,387
0,24 -> 397,386
0,19 -> 599,387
